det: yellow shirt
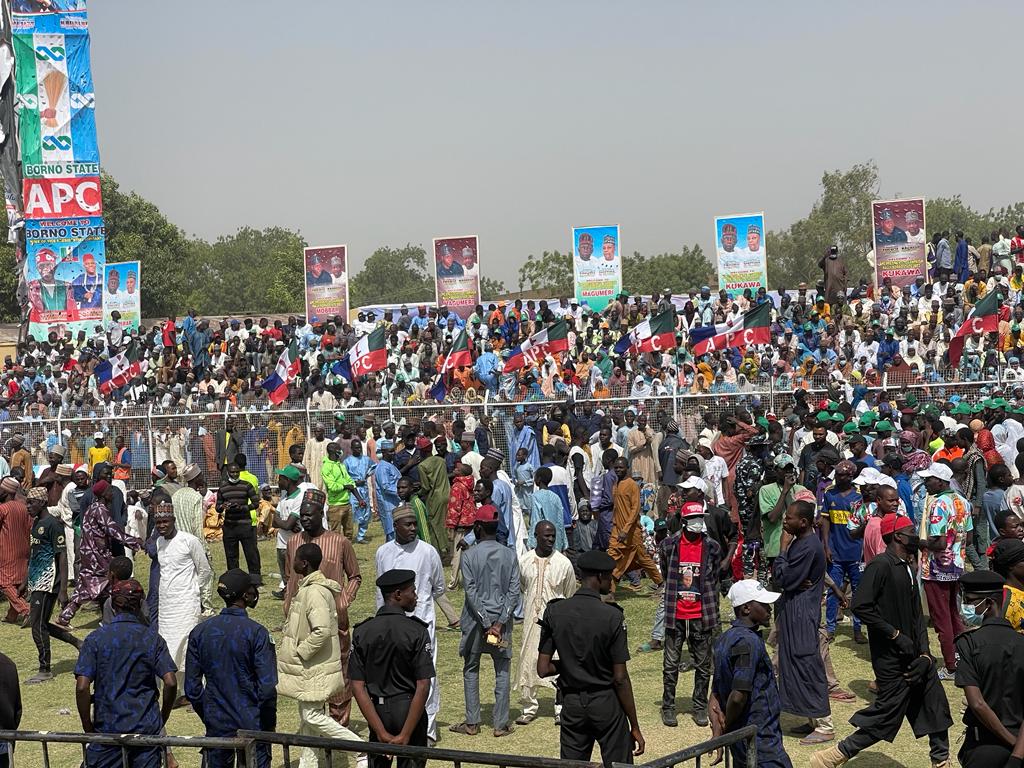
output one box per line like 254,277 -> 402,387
1003,585 -> 1024,633
88,445 -> 112,472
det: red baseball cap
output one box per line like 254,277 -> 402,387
475,504 -> 498,524
879,513 -> 913,537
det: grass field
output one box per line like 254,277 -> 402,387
2,536 -> 955,767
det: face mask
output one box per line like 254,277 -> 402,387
960,598 -> 988,628
684,518 -> 706,535
896,533 -> 920,551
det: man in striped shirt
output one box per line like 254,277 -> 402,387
0,476 -> 31,623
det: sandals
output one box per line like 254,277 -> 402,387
636,640 -> 663,653
493,726 -> 516,738
514,714 -> 536,725
448,722 -> 480,736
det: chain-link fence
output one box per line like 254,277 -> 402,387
0,372 -> 1007,486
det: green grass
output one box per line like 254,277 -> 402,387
3,537 -> 952,767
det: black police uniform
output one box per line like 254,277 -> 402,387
538,587 -> 634,766
350,605 -> 435,768
954,615 -> 1024,766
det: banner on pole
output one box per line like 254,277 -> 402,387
103,260 -> 140,332
24,215 -> 104,338
714,212 -> 767,297
871,198 -> 927,290
304,245 -> 348,324
572,224 -> 621,312
433,235 -> 480,321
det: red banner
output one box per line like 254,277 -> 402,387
23,175 -> 103,219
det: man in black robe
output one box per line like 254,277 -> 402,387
810,513 -> 952,768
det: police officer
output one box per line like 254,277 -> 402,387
537,550 -> 644,767
350,568 -> 434,768
954,570 -> 1024,767
184,569 -> 278,768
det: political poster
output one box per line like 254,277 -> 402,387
433,235 -> 480,321
872,198 -> 927,290
714,213 -> 767,297
304,245 -> 348,324
23,215 -> 105,339
103,261 -> 140,332
13,22 -> 98,167
572,224 -> 621,312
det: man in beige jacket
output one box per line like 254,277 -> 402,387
278,542 -> 365,768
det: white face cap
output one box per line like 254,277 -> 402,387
93,432 -> 104,440
918,462 -> 953,482
852,467 -> 882,486
727,579 -> 781,608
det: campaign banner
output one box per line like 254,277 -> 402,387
872,198 -> 927,290
433,235 -> 480,321
304,245 -> 348,324
572,224 -> 621,312
24,215 -> 105,339
22,174 -> 101,218
13,24 -> 98,167
714,213 -> 767,297
103,261 -> 140,332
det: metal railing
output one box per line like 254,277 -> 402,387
624,726 -> 758,768
0,729 -> 598,768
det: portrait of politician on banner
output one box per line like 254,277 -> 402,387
304,245 -> 348,324
714,212 -> 767,298
102,261 -> 140,332
433,235 -> 480,321
871,198 -> 927,290
572,224 -> 621,312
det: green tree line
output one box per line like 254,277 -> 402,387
0,163 -> 1019,323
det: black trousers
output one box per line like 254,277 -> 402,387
222,521 -> 261,579
368,694 -> 427,768
28,590 -> 78,671
662,620 -> 712,715
201,744 -> 270,768
958,727 -> 1013,767
560,689 -> 633,767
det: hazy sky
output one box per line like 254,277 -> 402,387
89,1 -> 1023,288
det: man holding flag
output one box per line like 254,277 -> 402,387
947,288 -> 1003,368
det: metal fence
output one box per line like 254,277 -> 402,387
0,374 -> 1002,484
0,726 -> 757,768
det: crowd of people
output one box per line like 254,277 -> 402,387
1,382 -> 1024,768
8,229 -> 1024,425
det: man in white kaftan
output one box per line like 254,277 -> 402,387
374,504 -> 446,743
515,521 -> 577,724
303,425 -> 331,491
153,504 -> 212,687
171,464 -> 215,611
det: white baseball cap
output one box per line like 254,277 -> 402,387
93,431 -> 104,439
852,467 -> 882,486
918,463 -> 953,482
874,475 -> 898,489
727,579 -> 781,608
676,476 -> 706,491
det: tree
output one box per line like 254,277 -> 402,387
480,276 -> 506,299
516,250 -> 572,294
0,206 -> 20,322
101,172 -> 196,319
766,162 -> 879,290
621,246 -> 713,297
349,244 -> 434,307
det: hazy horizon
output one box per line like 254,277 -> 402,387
88,1 -> 1024,288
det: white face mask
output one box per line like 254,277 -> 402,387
684,517 -> 706,535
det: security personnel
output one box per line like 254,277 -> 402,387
184,569 -> 278,768
537,550 -> 645,767
349,568 -> 434,768
954,570 -> 1024,767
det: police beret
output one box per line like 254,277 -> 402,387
959,570 -> 1004,594
578,550 -> 615,573
218,568 -> 258,597
376,568 -> 416,591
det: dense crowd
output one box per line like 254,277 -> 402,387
1,380 -> 1024,768
9,229 -> 1024,420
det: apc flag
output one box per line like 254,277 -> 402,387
948,289 -> 1001,367
613,310 -> 676,356
260,340 -> 300,404
691,302 -> 771,356
95,341 -> 147,394
332,326 -> 388,382
504,320 -> 570,372
441,329 -> 473,372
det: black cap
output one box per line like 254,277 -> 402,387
959,570 -> 1005,594
654,518 -> 668,532
376,568 -> 416,591
992,538 -> 1024,573
578,550 -> 615,573
218,568 -> 258,598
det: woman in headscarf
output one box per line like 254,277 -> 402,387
736,373 -> 754,393
975,425 -> 1004,470
991,423 -> 1018,478
897,429 -> 932,474
690,373 -> 709,394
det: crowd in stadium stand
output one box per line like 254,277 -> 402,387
8,229 -> 1024,417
